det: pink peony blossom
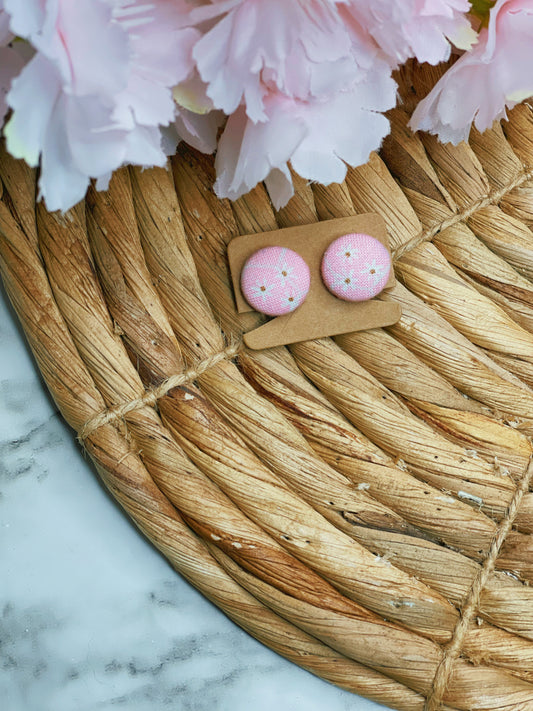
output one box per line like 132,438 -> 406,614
4,0 -> 198,211
190,0 -> 358,122
0,0 -> 480,212
214,59 -> 396,209
185,0 -> 399,207
5,0 -> 132,210
410,0 -> 533,144
343,0 -> 476,66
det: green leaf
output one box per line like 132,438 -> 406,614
469,0 -> 496,20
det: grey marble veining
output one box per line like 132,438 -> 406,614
0,287 -> 389,711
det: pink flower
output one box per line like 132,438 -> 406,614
343,0 -> 476,66
183,0 -> 398,208
2,0 -> 47,39
5,0 -> 131,210
190,0 -> 358,122
4,0 -> 197,211
113,1 -> 199,129
214,59 -> 396,209
0,0 -> 486,213
410,0 -> 533,144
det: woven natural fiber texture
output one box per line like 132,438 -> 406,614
4,65 -> 533,710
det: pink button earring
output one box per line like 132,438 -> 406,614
241,246 -> 311,316
321,233 -> 391,302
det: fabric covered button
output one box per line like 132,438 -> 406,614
241,246 -> 310,316
321,233 -> 391,302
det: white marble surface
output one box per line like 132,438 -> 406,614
0,286 -> 391,711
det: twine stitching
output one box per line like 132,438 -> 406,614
424,457 -> 533,711
78,342 -> 242,442
77,167 -> 533,441
393,167 -> 533,262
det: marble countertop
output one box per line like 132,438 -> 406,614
1,286 -> 390,711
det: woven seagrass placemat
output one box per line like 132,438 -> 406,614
2,67 -> 533,710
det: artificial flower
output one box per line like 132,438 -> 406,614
4,0 -> 198,211
4,0 -> 131,209
409,0 -> 533,143
190,0 -> 357,122
214,60 -> 396,208
2,0 -> 47,39
0,0 -> 487,212
188,0 -> 399,207
343,0 -> 477,66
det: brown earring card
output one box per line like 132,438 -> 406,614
228,214 -> 401,350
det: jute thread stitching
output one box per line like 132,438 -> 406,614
77,168 -> 533,441
424,457 -> 533,711
393,167 -> 533,261
78,342 -> 242,442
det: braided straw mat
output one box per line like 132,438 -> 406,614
4,64 -> 533,711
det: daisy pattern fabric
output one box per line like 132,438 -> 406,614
321,233 -> 391,302
240,247 -> 311,316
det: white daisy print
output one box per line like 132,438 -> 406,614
364,259 -> 388,281
275,248 -> 297,286
283,292 -> 300,311
330,269 -> 358,293
334,242 -> 360,263
250,279 -> 275,302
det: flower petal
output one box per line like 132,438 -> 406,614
52,0 -> 129,96
39,94 -> 90,211
173,106 -> 226,154
3,0 -> 48,39
192,0 -> 356,121
214,99 -> 306,200
66,95 -> 128,176
291,90 -> 392,185
410,0 -> 533,143
121,124 -> 166,166
264,165 -> 294,211
344,0 -> 474,66
5,53 -> 60,166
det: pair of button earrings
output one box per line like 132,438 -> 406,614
241,232 -> 392,317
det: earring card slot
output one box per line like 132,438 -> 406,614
228,214 -> 401,350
